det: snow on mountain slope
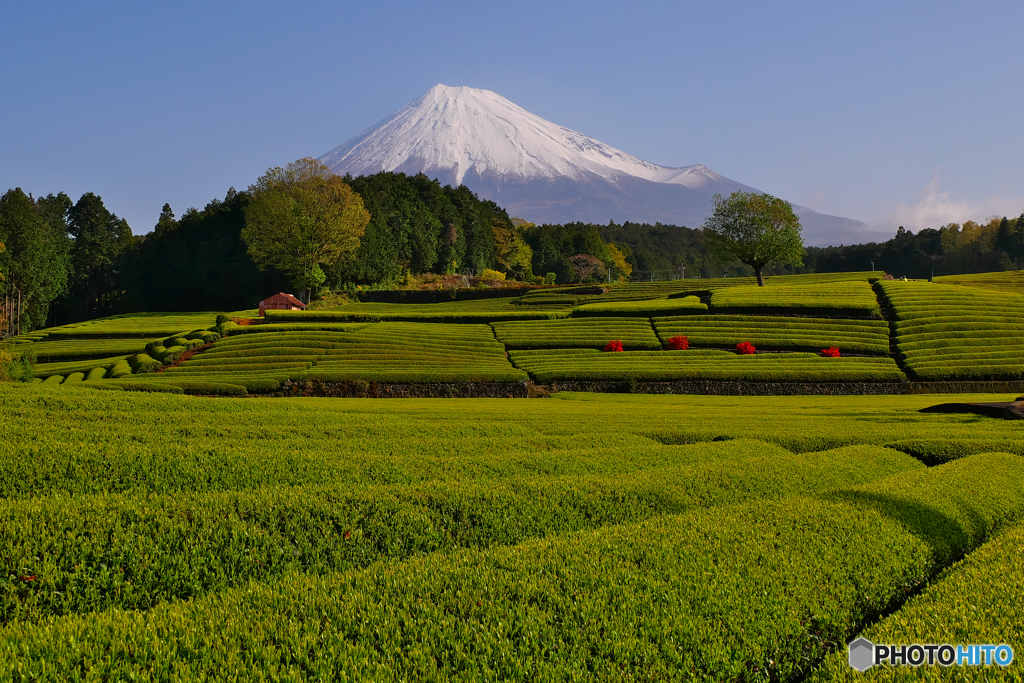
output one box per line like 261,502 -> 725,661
320,84 -> 877,246
322,84 -> 728,186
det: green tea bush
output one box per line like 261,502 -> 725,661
267,309 -> 564,324
128,353 -> 162,374
493,317 -> 662,349
710,280 -> 879,315
62,372 -> 84,384
511,349 -> 906,383
187,329 -> 221,344
106,359 -> 132,378
84,367 -> 107,381
808,518 -> 1024,681
654,315 -> 890,354
881,281 -> 1024,381
2,453 -> 1019,681
572,296 -> 708,317
157,345 -> 186,364
109,381 -> 184,394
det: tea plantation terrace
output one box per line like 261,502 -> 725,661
4,271 -> 1023,395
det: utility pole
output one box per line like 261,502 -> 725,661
680,265 -> 685,280
870,261 -> 874,272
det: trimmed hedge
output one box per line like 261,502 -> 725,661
2,453 -> 1019,680
0,442 -> 918,622
881,280 -> 1024,381
266,309 -> 567,324
32,355 -> 131,379
84,367 -> 107,381
654,315 -> 890,354
808,517 -> 1024,681
572,296 -> 708,317
128,353 -> 162,374
106,360 -> 132,379
710,280 -> 879,315
511,349 -> 907,383
492,317 -> 662,350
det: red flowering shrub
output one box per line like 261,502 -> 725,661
821,346 -> 841,357
604,340 -> 624,352
667,335 -> 689,350
736,341 -> 756,355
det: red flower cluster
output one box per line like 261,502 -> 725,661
667,335 -> 689,350
604,340 -> 624,352
821,346 -> 841,357
736,341 -> 756,355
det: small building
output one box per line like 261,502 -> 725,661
258,292 -> 307,317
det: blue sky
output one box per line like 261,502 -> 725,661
2,0 -> 1022,236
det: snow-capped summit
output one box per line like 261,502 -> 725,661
320,85 -> 874,245
322,84 -> 708,185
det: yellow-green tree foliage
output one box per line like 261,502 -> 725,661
607,243 -> 632,281
494,219 -> 533,279
242,158 -> 370,291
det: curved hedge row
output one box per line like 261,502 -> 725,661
2,453 -> 1018,680
32,355 -> 131,380
0,442 -> 918,622
809,516 -> 1024,681
151,322 -> 526,388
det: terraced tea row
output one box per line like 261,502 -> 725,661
810,517 -> 1024,680
710,280 -> 880,315
882,280 -> 1024,381
492,317 -> 662,349
145,322 -> 528,387
653,315 -> 890,354
2,446 -> 1020,681
0,440 -> 920,621
510,349 -> 906,383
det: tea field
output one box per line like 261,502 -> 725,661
6,271 -> 1023,396
1,385 -> 1022,680
9,272 -> 1022,395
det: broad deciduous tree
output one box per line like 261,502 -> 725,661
242,158 -> 370,301
702,191 -> 804,286
568,253 -> 606,282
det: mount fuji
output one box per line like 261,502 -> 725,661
320,85 -> 881,246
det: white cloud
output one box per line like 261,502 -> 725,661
877,169 -> 1024,231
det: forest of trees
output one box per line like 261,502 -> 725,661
2,167 -> 1022,333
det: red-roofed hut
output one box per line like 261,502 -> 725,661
258,292 -> 307,317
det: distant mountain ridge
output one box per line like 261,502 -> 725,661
321,85 -> 887,246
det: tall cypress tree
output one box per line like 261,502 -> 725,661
64,193 -> 133,320
0,188 -> 72,330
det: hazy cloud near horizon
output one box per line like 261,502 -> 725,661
875,170 -> 1024,232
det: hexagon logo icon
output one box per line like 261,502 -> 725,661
849,637 -> 875,671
